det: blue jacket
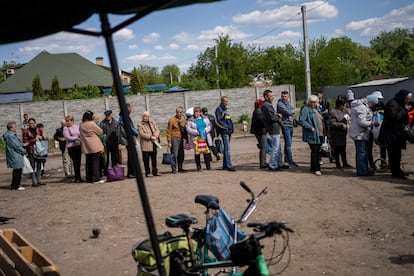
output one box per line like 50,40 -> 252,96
299,105 -> 321,144
276,98 -> 296,127
3,130 -> 26,169
215,104 -> 234,135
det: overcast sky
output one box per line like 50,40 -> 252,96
1,0 -> 413,73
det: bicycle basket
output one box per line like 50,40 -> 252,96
229,235 -> 261,266
132,231 -> 196,276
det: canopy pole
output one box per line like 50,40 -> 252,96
99,13 -> 166,276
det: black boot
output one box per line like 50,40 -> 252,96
205,153 -> 211,170
195,155 -> 202,172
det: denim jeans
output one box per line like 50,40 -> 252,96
221,133 -> 233,169
268,134 -> 283,169
354,140 -> 369,175
282,126 -> 294,164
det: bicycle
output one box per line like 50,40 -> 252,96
133,182 -> 292,276
189,182 -> 267,272
164,182 -> 293,276
169,219 -> 293,276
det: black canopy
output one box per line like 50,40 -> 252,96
0,0 -> 219,44
0,1 -> 222,275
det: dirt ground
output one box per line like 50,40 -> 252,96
1,130 -> 413,276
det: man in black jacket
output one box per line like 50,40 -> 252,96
261,90 -> 288,171
100,110 -> 121,174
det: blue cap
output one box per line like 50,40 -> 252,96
366,95 -> 378,105
104,110 -> 112,116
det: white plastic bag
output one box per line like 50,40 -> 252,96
22,155 -> 34,174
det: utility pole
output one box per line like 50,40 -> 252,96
301,5 -> 311,99
215,45 -> 220,90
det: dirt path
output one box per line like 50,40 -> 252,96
0,134 -> 413,275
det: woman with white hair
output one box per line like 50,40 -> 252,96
137,111 -> 161,177
299,95 -> 323,176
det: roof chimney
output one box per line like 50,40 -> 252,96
96,57 -> 104,66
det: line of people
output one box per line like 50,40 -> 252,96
4,89 -> 412,191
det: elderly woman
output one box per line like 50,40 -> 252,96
79,110 -> 105,183
137,111 -> 161,177
299,95 -> 323,176
186,106 -> 212,171
3,121 -> 27,190
329,96 -> 353,169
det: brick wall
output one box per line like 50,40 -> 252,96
1,85 -> 295,139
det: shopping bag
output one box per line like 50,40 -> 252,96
22,155 -> 34,174
319,136 -> 330,157
214,138 -> 223,154
162,151 -> 176,165
107,166 -> 125,182
206,208 -> 246,261
194,136 -> 210,155
404,124 -> 414,143
34,140 -> 48,158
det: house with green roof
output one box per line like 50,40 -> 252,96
0,51 -> 130,103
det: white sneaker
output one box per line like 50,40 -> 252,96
315,171 -> 322,176
93,179 -> 106,184
16,186 -> 26,191
319,161 -> 324,165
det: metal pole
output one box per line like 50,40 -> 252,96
215,45 -> 220,90
99,13 -> 166,276
301,5 -> 311,99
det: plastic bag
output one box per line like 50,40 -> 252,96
22,155 -> 34,174
34,140 -> 48,157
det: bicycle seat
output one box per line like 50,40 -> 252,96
166,214 -> 198,228
194,195 -> 219,210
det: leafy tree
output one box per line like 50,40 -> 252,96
137,65 -> 163,85
49,76 -> 64,100
179,74 -> 209,90
188,35 -> 250,89
162,64 -> 180,86
370,28 -> 414,77
32,74 -> 45,100
130,67 -> 146,94
67,84 -> 101,99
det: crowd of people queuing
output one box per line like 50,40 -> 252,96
3,89 -> 413,190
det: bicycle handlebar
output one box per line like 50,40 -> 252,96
238,181 -> 267,223
247,221 -> 294,239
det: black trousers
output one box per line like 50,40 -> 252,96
85,152 -> 101,183
332,145 -> 349,168
195,153 -> 211,170
68,146 -> 82,181
309,143 -> 321,172
126,145 -> 136,176
142,146 -> 158,175
105,147 -> 119,169
11,168 -> 22,189
387,145 -> 403,176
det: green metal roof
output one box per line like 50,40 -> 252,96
0,51 -> 124,93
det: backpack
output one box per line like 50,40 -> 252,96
132,231 -> 196,276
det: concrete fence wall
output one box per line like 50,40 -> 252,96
1,85 -> 295,139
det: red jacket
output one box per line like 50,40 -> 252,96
22,127 -> 45,154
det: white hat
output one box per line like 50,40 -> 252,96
347,90 -> 354,101
371,90 -> 384,99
